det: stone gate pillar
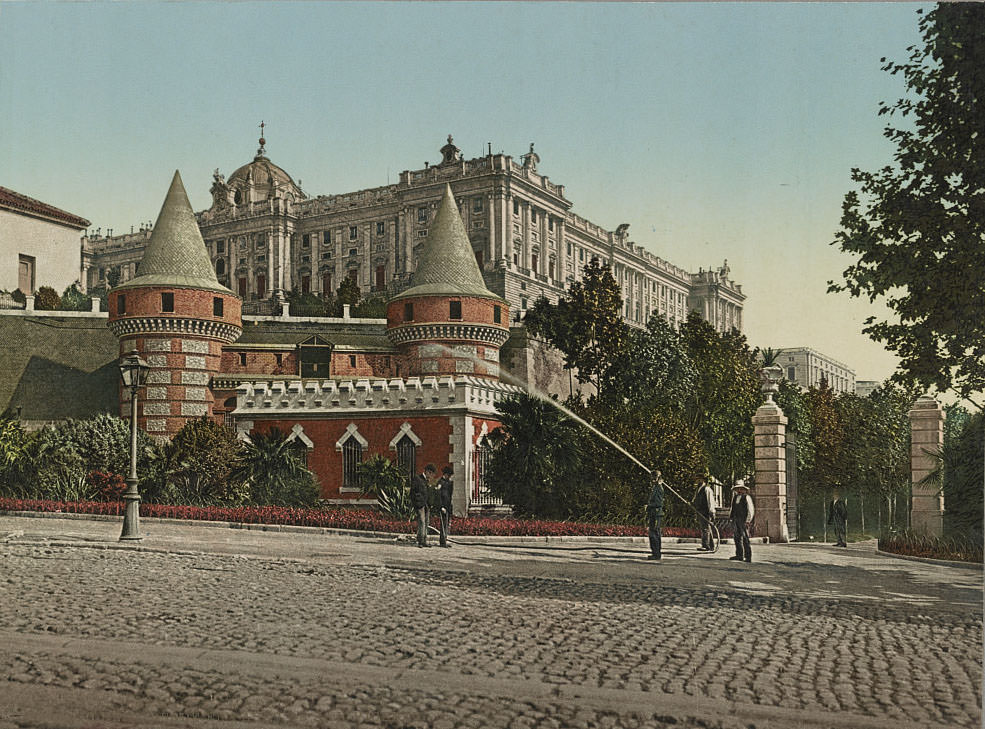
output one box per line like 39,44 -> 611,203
753,365 -> 789,543
908,395 -> 944,535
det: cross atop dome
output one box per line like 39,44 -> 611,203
256,120 -> 267,160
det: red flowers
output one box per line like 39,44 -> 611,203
0,497 -> 699,538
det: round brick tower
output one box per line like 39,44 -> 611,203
387,184 -> 509,379
108,171 -> 242,438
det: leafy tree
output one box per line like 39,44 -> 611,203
59,282 -> 90,311
33,285 -> 61,311
485,393 -> 585,519
232,427 -> 320,506
105,267 -> 121,289
941,411 -> 984,539
524,258 -> 629,395
775,379 -> 814,476
335,276 -> 361,313
830,4 -> 985,400
605,314 -> 695,412
801,379 -> 845,498
577,400 -> 705,526
679,312 -> 760,485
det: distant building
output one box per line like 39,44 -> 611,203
0,186 -> 90,297
83,133 -> 744,333
774,347 -> 856,395
855,380 -> 880,398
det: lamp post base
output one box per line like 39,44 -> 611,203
119,478 -> 142,541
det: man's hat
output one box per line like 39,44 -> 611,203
733,479 -> 750,491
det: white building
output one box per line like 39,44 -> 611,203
1,186 -> 90,296
775,347 -> 856,395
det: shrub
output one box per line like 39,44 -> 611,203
232,427 -> 320,506
11,289 -> 26,305
143,417 -> 244,506
59,282 -> 90,311
287,290 -> 332,317
879,530 -> 982,564
88,470 -> 127,501
33,285 -> 61,311
2,415 -> 156,500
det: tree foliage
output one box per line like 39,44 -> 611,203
525,258 -> 628,395
679,312 -> 760,484
830,4 -> 985,399
335,277 -> 361,311
144,417 -> 244,505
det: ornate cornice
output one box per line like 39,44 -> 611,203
109,316 -> 243,343
387,323 -> 509,347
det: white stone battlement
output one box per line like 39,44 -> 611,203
233,375 -> 522,417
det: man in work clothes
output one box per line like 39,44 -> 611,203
729,480 -> 754,563
646,473 -> 665,561
411,464 -> 437,548
828,490 -> 848,547
437,465 -> 454,548
694,474 -> 716,551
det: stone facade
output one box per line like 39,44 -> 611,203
83,135 -> 744,332
773,347 -> 856,394
908,395 -> 945,536
0,186 -> 90,297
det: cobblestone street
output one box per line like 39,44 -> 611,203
0,515 -> 981,729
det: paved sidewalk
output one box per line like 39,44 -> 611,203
0,514 -> 981,729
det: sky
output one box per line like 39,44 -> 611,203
0,2 -> 929,382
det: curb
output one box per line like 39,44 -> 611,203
875,547 -> 982,570
0,509 -> 733,545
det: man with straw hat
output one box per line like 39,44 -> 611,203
729,480 -> 754,563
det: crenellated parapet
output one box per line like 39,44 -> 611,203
233,375 -> 522,417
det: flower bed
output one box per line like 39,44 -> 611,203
0,497 -> 702,538
878,530 -> 983,564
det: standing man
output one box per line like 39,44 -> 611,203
728,480 -> 754,564
411,463 -> 437,548
437,465 -> 454,548
828,490 -> 848,547
694,472 -> 716,551
646,472 -> 665,561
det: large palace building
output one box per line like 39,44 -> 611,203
82,133 -> 744,333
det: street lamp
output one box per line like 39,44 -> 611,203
119,349 -> 149,541
758,364 -> 784,404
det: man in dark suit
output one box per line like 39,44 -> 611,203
693,472 -> 716,551
437,465 -> 454,547
828,490 -> 848,547
728,480 -> 754,564
411,464 -> 437,548
646,472 -> 665,561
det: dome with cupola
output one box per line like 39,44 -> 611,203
212,130 -> 304,209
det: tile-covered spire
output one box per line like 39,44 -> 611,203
115,171 -> 231,293
392,184 -> 502,302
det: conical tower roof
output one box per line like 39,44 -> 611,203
391,184 -> 504,302
115,171 -> 232,294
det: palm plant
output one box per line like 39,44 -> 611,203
357,454 -> 414,519
233,428 -> 320,506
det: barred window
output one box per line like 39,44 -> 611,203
396,435 -> 417,478
342,438 -> 364,490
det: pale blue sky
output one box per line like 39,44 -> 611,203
1,2 -> 928,381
